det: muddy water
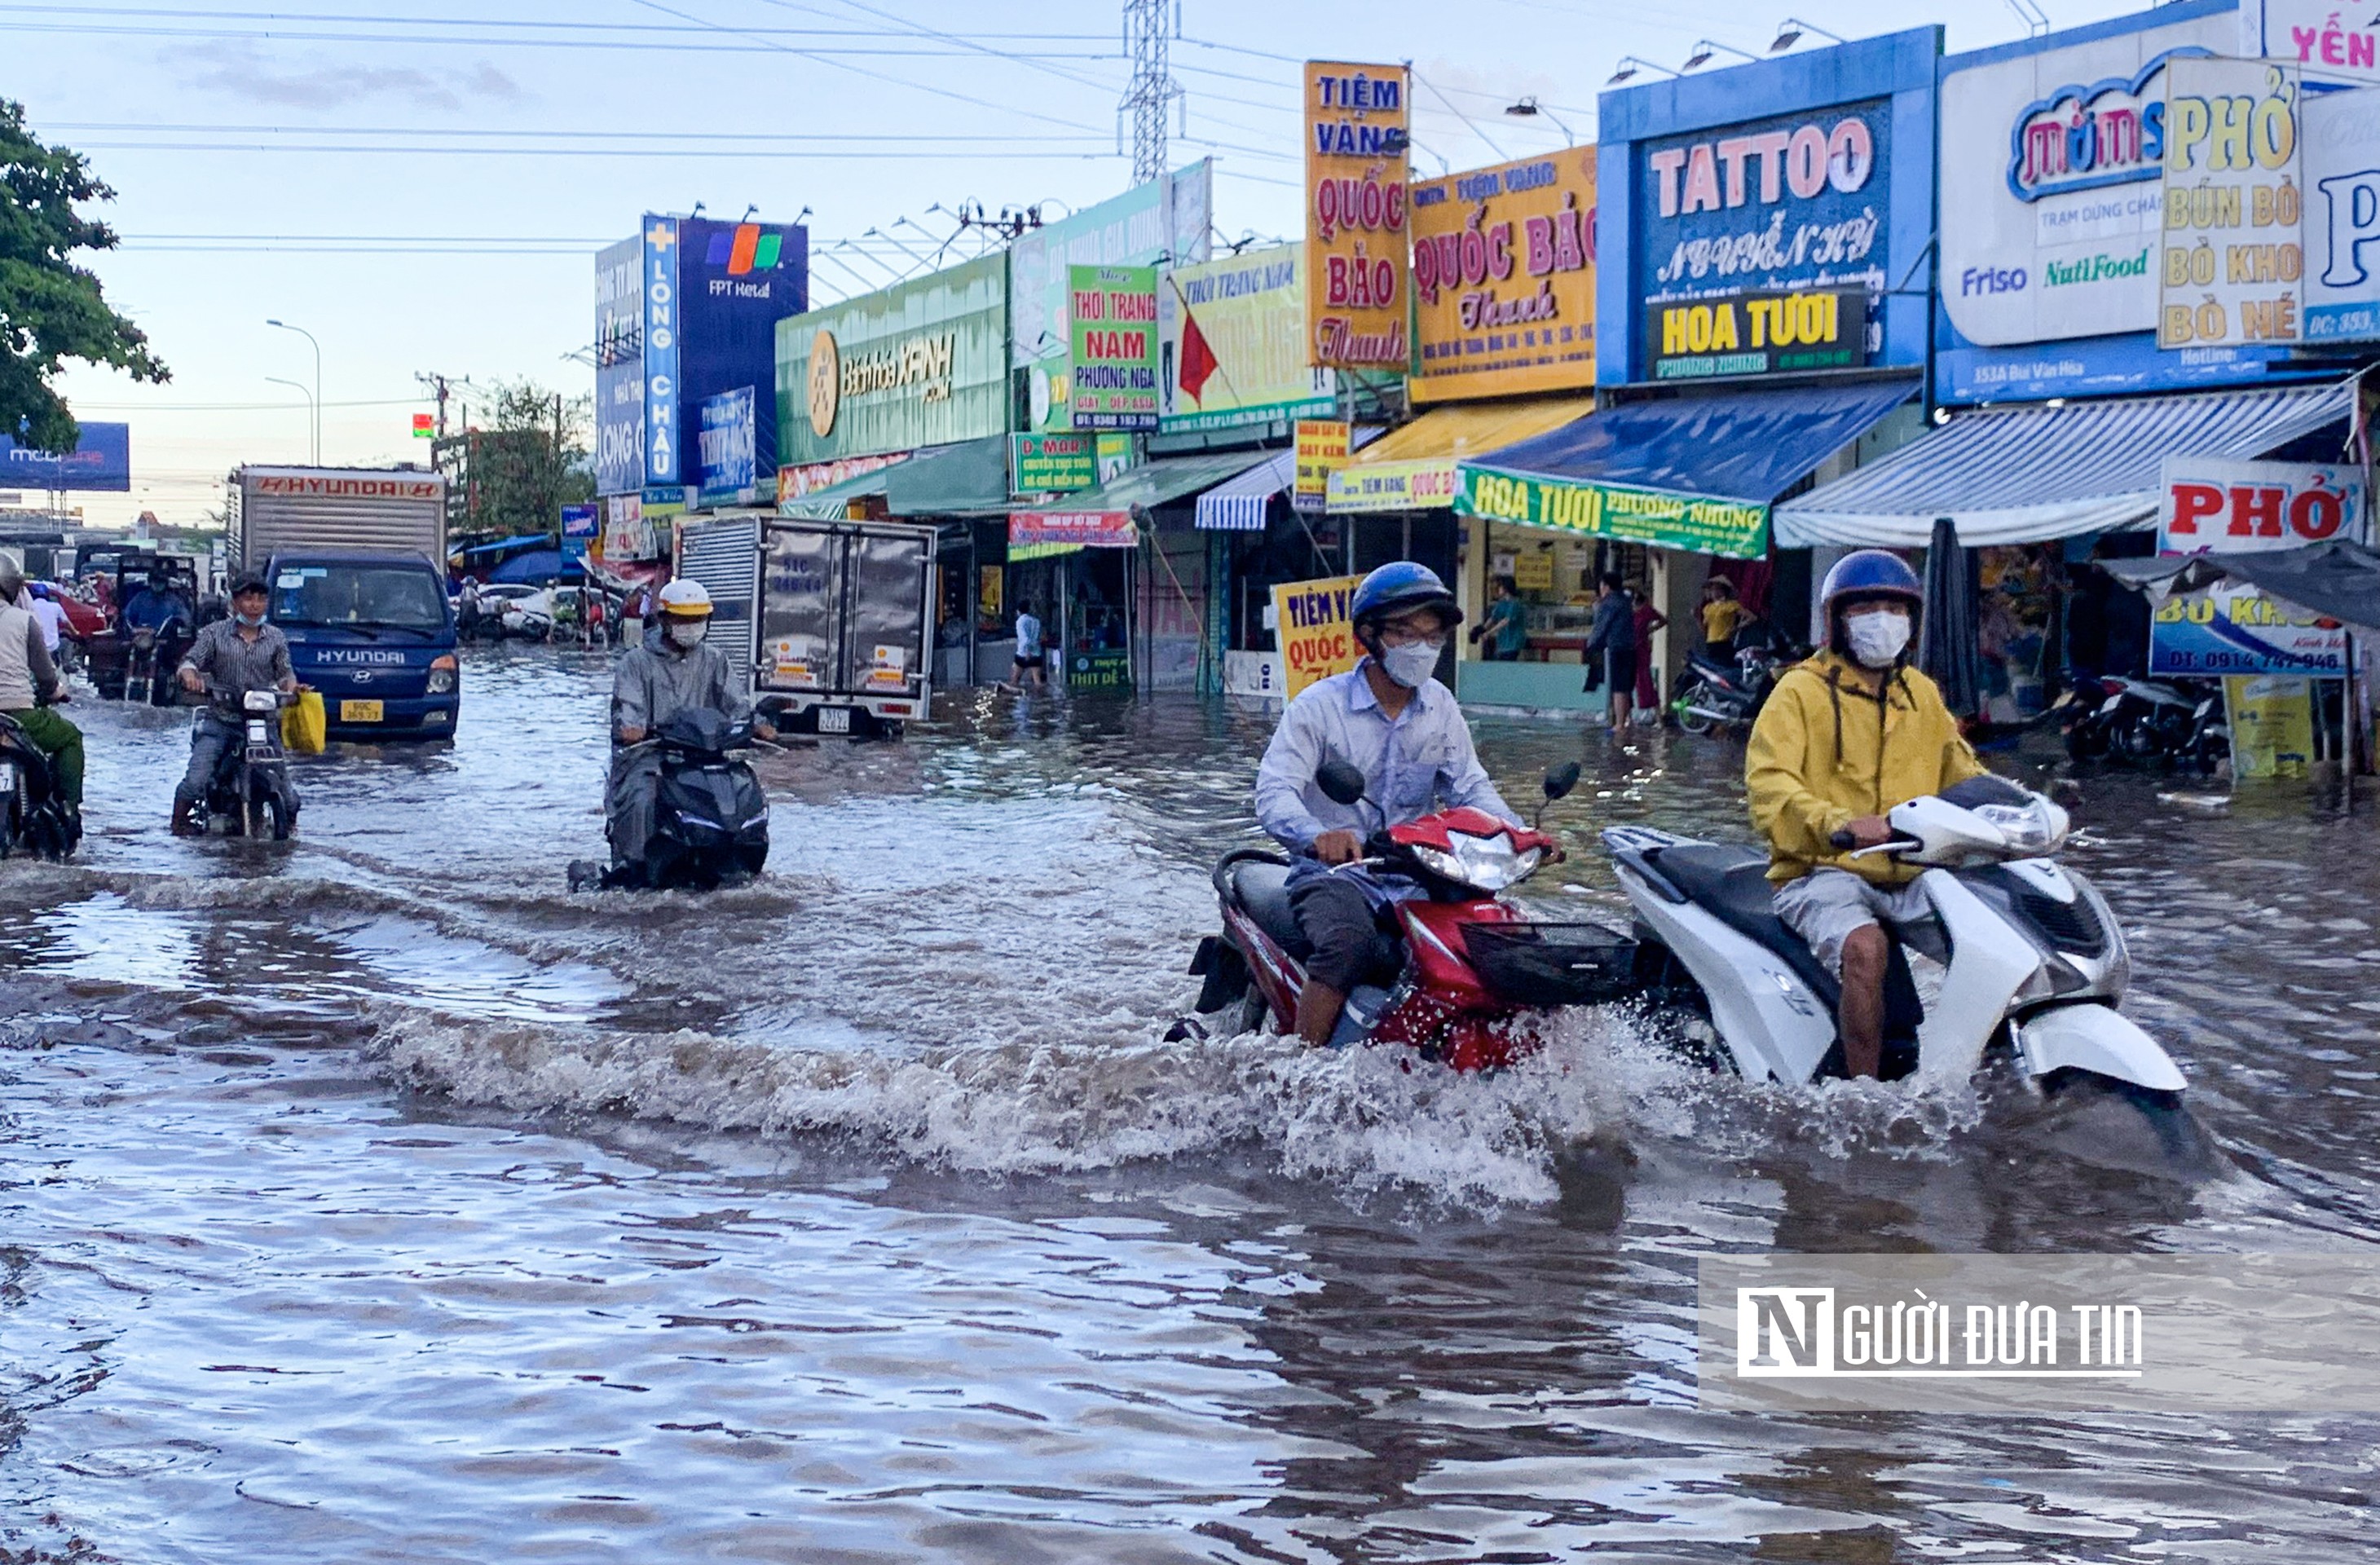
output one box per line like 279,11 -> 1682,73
2,649 -> 2377,1562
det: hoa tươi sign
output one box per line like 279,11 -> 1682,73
1270,573 -> 1364,697
1646,287 -> 1868,380
1070,264 -> 1160,430
1455,465 -> 1770,560
1409,148 -> 1598,402
1305,62 -> 1411,370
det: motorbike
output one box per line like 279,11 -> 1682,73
569,707 -> 770,892
2062,675 -> 2228,772
0,712 -> 79,861
1177,759 -> 1620,1069
192,684 -> 301,840
1671,639 -> 1797,735
1602,774 -> 2187,1100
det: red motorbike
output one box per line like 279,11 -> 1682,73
1180,759 -> 1637,1071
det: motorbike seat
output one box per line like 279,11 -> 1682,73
1228,860 -> 1307,951
1685,650 -> 1740,681
1643,844 -> 1844,1007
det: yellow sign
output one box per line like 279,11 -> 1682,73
806,328 -> 840,438
2158,57 -> 2303,348
1294,418 -> 1349,512
2224,675 -> 2315,778
1512,548 -> 1554,592
1270,573 -> 1364,698
1304,62 -> 1411,371
1327,457 -> 1461,513
979,564 -> 1003,624
1410,148 -> 1598,402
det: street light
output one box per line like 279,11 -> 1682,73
1502,96 -> 1579,147
1607,56 -> 1680,86
1682,39 -> 1761,72
1770,17 -> 1846,51
265,318 -> 321,466
264,376 -> 318,465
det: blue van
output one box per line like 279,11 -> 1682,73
266,553 -> 461,738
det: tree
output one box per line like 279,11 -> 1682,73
0,99 -> 167,452
456,378 -> 594,536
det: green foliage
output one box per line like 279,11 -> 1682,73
462,379 -> 594,536
0,99 -> 167,452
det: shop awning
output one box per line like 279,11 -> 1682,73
1195,428 -> 1384,531
1774,381 -> 2357,549
1454,380 -> 1918,560
883,434 -> 1014,518
1326,398 -> 1584,514
778,466 -> 894,520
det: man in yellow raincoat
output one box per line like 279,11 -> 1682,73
1745,550 -> 1990,1078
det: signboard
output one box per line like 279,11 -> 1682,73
0,422 -> 130,492
1009,509 -> 1136,549
1455,465 -> 1770,560
1010,165 -> 1212,434
1304,61 -> 1411,371
1269,573 -> 1364,697
778,450 -> 908,502
1157,245 -> 1336,432
1646,287 -> 1867,380
602,493 -> 658,562
1325,456 -> 1461,514
641,217 -> 682,488
1011,433 -> 1097,495
697,386 -> 758,505
2151,456 -> 2361,675
560,503 -> 598,570
774,251 -> 1007,465
594,236 -> 643,495
675,217 -> 808,488
1410,148 -> 1598,400
2157,57 -> 2304,350
2226,673 -> 2316,777
2243,3 -> 2380,76
1512,548 -> 1554,592
1634,99 -> 1889,381
1069,264 -> 1160,430
2298,83 -> 2380,341
1294,418 -> 1349,511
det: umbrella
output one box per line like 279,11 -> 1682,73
1919,515 -> 1986,718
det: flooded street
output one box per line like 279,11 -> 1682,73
3,649 -> 2378,1563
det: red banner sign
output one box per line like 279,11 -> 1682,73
1009,509 -> 1137,548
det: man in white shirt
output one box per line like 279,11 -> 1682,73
26,584 -> 67,655
1008,599 -> 1047,690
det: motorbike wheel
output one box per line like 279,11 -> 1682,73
1673,681 -> 1717,735
265,795 -> 293,841
0,787 -> 16,861
1227,990 -> 1272,1038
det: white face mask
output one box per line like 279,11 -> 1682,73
1844,607 -> 1912,668
667,619 -> 708,650
1379,638 -> 1443,690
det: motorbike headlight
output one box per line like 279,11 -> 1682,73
1974,800 -> 2064,854
1411,831 -> 1543,893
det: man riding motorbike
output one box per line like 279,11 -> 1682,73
604,580 -> 775,881
0,562 -> 82,832
173,574 -> 298,836
1744,549 -> 1990,1078
1253,562 -> 1521,1047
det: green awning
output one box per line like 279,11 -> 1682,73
1047,449 -> 1272,517
884,434 -> 1013,517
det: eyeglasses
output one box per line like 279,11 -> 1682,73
1377,621 -> 1448,649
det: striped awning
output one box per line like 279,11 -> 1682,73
1193,427 -> 1383,531
1776,381 -> 2357,548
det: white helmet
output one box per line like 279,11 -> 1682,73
658,579 -> 713,618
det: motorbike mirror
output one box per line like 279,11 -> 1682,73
1315,758 -> 1369,808
1542,760 -> 1581,802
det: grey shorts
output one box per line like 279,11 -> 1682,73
1772,867 -> 1946,977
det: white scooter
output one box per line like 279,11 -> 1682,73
1602,774 -> 2186,1097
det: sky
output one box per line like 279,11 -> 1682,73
8,0 -> 2161,529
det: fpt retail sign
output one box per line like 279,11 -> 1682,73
1304,62 -> 1410,371
1455,465 -> 1770,560
2151,456 -> 2363,676
1069,265 -> 1159,431
1632,100 -> 1889,380
2157,58 -> 2305,349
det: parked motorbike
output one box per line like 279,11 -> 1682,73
192,684 -> 301,840
1176,759 -> 1615,1069
0,712 -> 79,860
2062,675 -> 2227,772
1671,640 -> 1796,735
569,707 -> 770,892
1602,774 -> 2187,1100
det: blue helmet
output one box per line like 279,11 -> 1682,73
1818,549 -> 1923,617
1348,561 -> 1462,633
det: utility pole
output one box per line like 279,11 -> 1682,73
1119,0 -> 1185,184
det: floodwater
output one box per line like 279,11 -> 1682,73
2,649 -> 2377,1563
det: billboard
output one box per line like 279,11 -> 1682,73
641,217 -> 682,490
2150,456 -> 2364,677
1010,165 -> 1212,434
1410,148 -> 1598,401
1069,264 -> 1159,430
1304,62 -> 1411,371
697,386 -> 758,505
675,217 -> 808,492
1156,245 -> 1336,432
594,237 -> 643,496
2157,57 -> 2304,350
0,422 -> 130,492
2297,82 -> 2380,341
560,503 -> 598,570
774,251 -> 1008,466
1270,574 -> 1364,698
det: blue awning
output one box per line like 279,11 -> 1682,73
1776,381 -> 2357,548
1470,379 -> 1919,505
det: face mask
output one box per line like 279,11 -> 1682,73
667,619 -> 708,649
1844,607 -> 1911,669
236,611 -> 265,628
1380,638 -> 1443,690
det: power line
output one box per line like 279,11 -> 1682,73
0,3 -> 1111,42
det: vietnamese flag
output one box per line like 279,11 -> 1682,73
1178,305 -> 1219,405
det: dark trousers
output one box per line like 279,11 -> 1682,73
1288,872 -> 1400,993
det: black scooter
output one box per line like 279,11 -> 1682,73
0,712 -> 80,860
192,683 -> 301,840
570,707 -> 771,892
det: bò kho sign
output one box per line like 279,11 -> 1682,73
1456,465 -> 1770,560
2158,57 -> 2305,348
1305,62 -> 1411,370
1270,573 -> 1364,697
1069,264 -> 1160,430
1294,418 -> 1349,512
1410,148 -> 1599,401
2151,455 -> 2360,676
1010,509 -> 1137,549
1647,288 -> 1867,380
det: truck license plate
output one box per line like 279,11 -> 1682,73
341,699 -> 384,723
816,707 -> 852,734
